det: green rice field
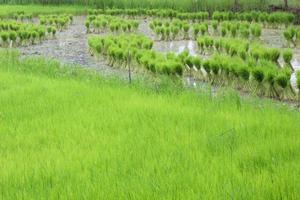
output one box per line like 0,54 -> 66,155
1,2 -> 300,199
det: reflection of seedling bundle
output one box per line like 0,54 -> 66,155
39,14 -> 73,31
85,15 -> 139,34
88,34 -> 185,82
0,20 -> 54,47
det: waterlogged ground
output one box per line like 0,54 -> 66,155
20,16 -> 300,90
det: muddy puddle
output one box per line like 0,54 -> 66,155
19,16 -> 300,92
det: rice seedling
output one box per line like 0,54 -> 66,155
39,14 -> 72,31
230,24 -> 238,37
88,34 -> 183,80
265,68 -> 279,98
1,48 -> 300,199
282,49 -> 294,71
249,44 -> 282,65
240,27 -> 250,39
0,31 -> 8,47
84,20 -> 90,33
150,19 -> 193,41
212,11 -> 294,28
192,25 -> 200,39
184,55 -> 194,80
221,27 -> 227,37
275,70 -> 293,100
86,14 -> 139,34
268,48 -> 281,66
182,23 -> 190,39
252,67 -> 265,95
250,24 -> 262,39
8,31 -> 17,47
30,30 -> 38,44
0,19 -> 53,47
0,8 -> 300,200
210,21 -> 255,40
192,56 -> 201,72
237,65 -> 251,89
283,27 -> 296,47
211,20 -> 218,34
202,60 -> 211,82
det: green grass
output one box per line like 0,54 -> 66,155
0,5 -> 87,17
0,50 -> 300,199
0,1 -> 299,13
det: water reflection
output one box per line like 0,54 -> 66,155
154,40 -> 197,55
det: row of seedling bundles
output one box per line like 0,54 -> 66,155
197,36 -> 295,71
39,14 -> 73,31
88,34 -> 185,81
85,15 -> 139,34
180,52 -> 297,100
0,20 -> 56,47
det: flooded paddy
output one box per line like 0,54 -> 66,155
18,16 -> 300,95
20,16 -> 300,70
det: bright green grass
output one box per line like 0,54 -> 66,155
0,5 -> 87,17
0,1 -> 300,15
0,0 -> 299,12
0,50 -> 300,199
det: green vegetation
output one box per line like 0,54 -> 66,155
282,48 -> 294,71
0,19 -> 53,47
195,36 -> 298,99
88,34 -> 183,80
187,52 -> 294,99
0,2 -> 300,199
85,14 -> 139,34
150,19 -> 262,41
150,20 -> 192,40
213,11 -> 294,27
1,49 -> 300,199
11,11 -> 33,21
39,14 -> 73,31
197,36 -> 285,64
1,0 -> 300,12
283,26 -> 300,47
0,5 -> 86,18
217,21 -> 261,39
